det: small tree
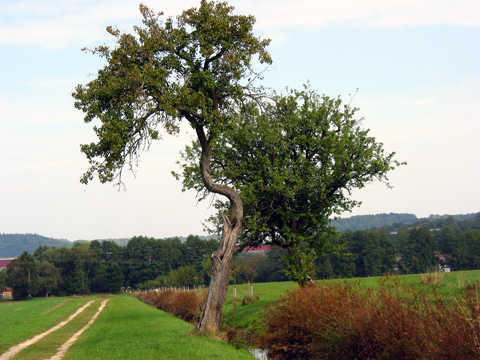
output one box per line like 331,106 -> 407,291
0,269 -> 9,292
170,265 -> 198,288
241,254 -> 262,294
178,87 -> 405,284
7,251 -> 38,300
73,1 -> 271,332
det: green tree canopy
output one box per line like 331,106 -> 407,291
7,251 -> 38,300
73,0 -> 271,332
178,87 -> 404,283
73,1 -> 270,186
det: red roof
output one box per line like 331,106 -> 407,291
236,245 -> 272,252
0,258 -> 15,268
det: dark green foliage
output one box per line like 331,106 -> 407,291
316,230 -> 396,279
0,269 -> 8,291
256,249 -> 289,283
6,251 -> 38,300
36,260 -> 61,297
452,229 -> 480,270
10,235 -> 219,297
103,262 -> 125,293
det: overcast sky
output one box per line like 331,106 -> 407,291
1,0 -> 479,241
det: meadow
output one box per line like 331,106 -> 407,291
0,296 -> 254,359
2,270 -> 480,359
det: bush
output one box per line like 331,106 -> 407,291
133,290 -> 207,323
261,282 -> 480,360
242,295 -> 259,306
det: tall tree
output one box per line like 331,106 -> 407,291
73,1 -> 271,332
178,87 -> 404,284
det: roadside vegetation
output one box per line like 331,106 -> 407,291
137,271 -> 480,359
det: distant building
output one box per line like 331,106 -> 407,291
434,254 -> 452,272
0,287 -> 13,300
0,258 -> 15,269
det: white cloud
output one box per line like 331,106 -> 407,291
1,0 -> 478,49
235,0 -> 480,30
402,97 -> 437,106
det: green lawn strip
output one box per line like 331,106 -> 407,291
64,295 -> 254,360
222,282 -> 297,330
0,297 -> 93,354
12,299 -> 103,360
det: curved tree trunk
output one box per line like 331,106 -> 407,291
196,213 -> 242,332
194,125 -> 244,333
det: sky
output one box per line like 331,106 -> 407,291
1,0 -> 479,241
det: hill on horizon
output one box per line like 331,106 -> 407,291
2,212 -> 478,257
0,233 -> 216,258
330,212 -> 479,232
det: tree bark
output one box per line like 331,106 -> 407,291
196,213 -> 242,332
195,125 -> 244,333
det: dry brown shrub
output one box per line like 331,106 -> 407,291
261,281 -> 480,360
133,289 -> 207,323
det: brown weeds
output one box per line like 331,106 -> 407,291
133,289 -> 207,323
261,281 -> 480,360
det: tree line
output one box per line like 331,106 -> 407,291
2,214 -> 478,300
0,235 -> 219,300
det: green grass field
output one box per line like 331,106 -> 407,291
64,295 -> 254,360
0,296 -> 93,354
0,295 -> 254,360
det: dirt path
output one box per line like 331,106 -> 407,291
0,300 -> 95,360
48,299 -> 109,360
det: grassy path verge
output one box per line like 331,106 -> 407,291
0,297 -> 94,355
0,300 -> 98,360
64,295 -> 254,360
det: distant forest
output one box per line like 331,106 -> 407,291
1,212 -> 479,299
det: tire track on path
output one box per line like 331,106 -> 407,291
47,299 -> 109,360
0,300 -> 95,360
